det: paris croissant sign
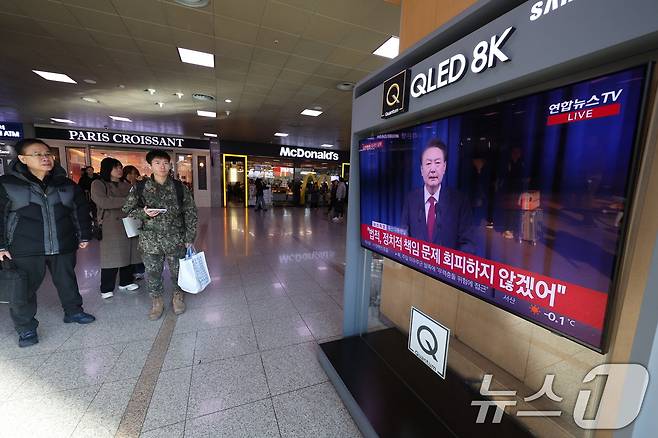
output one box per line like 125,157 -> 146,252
34,127 -> 210,150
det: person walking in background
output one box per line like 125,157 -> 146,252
123,149 -> 198,321
254,177 -> 267,211
78,166 -> 98,221
122,165 -> 145,280
91,158 -> 141,299
0,139 -> 95,348
327,179 -> 338,217
332,177 -> 347,222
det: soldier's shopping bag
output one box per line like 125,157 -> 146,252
122,217 -> 141,238
177,247 -> 211,294
0,260 -> 28,304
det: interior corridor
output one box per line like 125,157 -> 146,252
0,207 -> 365,438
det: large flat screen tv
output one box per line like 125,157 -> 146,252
359,65 -> 649,351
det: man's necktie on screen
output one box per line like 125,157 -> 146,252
427,196 -> 436,240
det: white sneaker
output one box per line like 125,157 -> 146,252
118,283 -> 140,292
101,291 -> 114,299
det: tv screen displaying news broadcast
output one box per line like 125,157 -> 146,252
359,65 -> 648,351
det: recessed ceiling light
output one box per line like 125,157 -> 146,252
224,98 -> 232,103
33,70 -> 77,84
178,47 -> 214,68
109,115 -> 132,122
197,110 -> 216,118
81,97 -> 99,103
155,102 -> 165,108
336,82 -> 355,92
174,92 -> 184,99
301,109 -> 323,117
203,133 -> 218,137
373,36 -> 400,59
51,118 -> 75,124
145,88 -> 156,95
274,132 -> 289,137
320,144 -> 333,148
174,0 -> 209,7
83,79 -> 97,84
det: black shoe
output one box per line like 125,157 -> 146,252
63,312 -> 96,324
18,330 -> 39,348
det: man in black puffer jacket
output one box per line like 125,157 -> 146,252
0,138 -> 96,348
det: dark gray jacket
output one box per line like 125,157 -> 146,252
0,159 -> 91,257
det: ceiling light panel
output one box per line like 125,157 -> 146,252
178,47 -> 215,68
33,70 -> 77,84
274,132 -> 289,137
373,36 -> 400,59
109,115 -> 132,122
197,110 -> 216,118
203,133 -> 218,137
301,109 -> 323,117
51,118 -> 75,124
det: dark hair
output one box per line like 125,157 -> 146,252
421,138 -> 448,163
122,165 -> 140,179
14,138 -> 50,155
99,157 -> 122,182
145,149 -> 171,164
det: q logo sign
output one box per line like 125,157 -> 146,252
381,69 -> 410,119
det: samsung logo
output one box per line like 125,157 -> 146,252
279,146 -> 339,161
530,0 -> 575,21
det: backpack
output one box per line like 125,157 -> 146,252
135,178 -> 185,211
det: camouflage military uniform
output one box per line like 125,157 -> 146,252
122,176 -> 198,297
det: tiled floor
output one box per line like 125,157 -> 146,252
0,207 -> 363,438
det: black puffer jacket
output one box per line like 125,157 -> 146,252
0,159 -> 91,257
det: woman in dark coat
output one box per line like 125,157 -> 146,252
91,158 -> 141,299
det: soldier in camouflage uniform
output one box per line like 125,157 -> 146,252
122,149 -> 198,320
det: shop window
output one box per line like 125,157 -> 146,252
176,154 -> 193,191
66,147 -> 87,182
89,148 -> 151,178
197,155 -> 207,190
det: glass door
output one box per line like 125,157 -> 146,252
175,153 -> 193,191
223,154 -> 248,207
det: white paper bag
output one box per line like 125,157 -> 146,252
122,217 -> 141,238
177,247 -> 211,294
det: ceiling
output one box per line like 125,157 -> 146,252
0,0 -> 400,150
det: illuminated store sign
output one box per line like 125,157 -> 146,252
410,26 -> 514,99
0,122 -> 23,139
34,127 -> 210,149
381,26 -> 515,118
279,146 -> 339,161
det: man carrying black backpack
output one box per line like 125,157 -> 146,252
123,149 -> 198,321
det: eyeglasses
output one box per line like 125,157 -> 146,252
20,152 -> 55,159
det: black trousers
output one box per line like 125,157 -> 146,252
10,252 -> 84,333
100,265 -> 134,292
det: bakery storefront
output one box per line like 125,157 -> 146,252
220,141 -> 349,207
35,126 -> 211,207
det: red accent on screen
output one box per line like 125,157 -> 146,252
547,103 -> 621,126
361,225 -> 608,330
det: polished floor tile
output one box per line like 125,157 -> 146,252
187,353 -> 270,419
142,367 -> 192,432
0,207 -> 363,437
261,342 -> 328,396
253,314 -> 314,351
272,382 -> 362,438
184,399 -> 280,438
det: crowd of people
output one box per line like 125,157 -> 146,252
0,139 -> 198,347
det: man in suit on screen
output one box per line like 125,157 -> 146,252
400,139 -> 476,253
